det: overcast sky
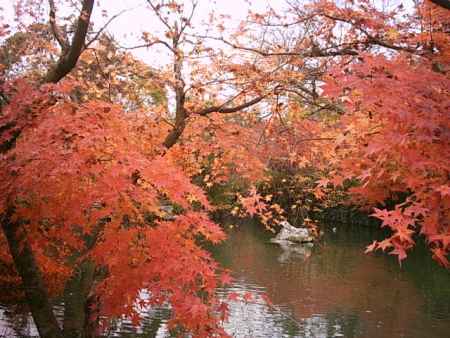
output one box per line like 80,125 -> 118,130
1,1 -> 283,64
1,0 -> 412,65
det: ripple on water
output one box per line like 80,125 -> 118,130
1,222 -> 449,337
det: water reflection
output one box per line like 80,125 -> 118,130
211,221 -> 450,338
217,281 -> 347,338
105,308 -> 171,338
1,221 -> 449,337
0,307 -> 37,337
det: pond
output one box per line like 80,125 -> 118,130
1,220 -> 449,337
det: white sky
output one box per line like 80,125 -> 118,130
1,0 -> 413,66
92,0 -> 284,66
1,0 -> 282,65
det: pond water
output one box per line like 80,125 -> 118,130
1,220 -> 449,337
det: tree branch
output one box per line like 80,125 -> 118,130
117,39 -> 175,53
48,0 -> 69,50
85,7 -> 135,48
429,0 -> 450,10
146,0 -> 173,31
1,210 -> 63,338
44,0 -> 95,83
195,94 -> 267,116
179,0 -> 197,36
195,35 -> 359,58
321,13 -> 420,55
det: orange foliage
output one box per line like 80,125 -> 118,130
1,1 -> 449,337
0,80 -> 229,336
323,53 -> 450,267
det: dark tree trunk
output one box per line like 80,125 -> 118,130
1,211 -> 63,338
44,0 -> 95,84
63,261 -> 96,338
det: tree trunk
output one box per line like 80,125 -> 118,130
1,211 -> 63,338
63,260 -> 96,338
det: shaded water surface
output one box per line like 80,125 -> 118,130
212,221 -> 450,338
1,221 -> 449,337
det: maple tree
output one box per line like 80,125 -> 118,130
317,0 -> 449,268
0,0 -> 449,338
237,0 -> 450,266
0,1 -> 230,337
323,52 -> 449,267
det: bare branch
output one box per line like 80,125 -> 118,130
179,0 -> 197,36
248,15 -> 316,28
195,94 -> 268,116
85,7 -> 136,48
116,40 -> 175,53
146,0 -> 173,31
194,35 -> 359,58
48,0 -> 69,50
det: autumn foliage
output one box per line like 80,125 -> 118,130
0,0 -> 449,337
0,79 -> 230,335
321,53 -> 450,267
232,0 -> 450,267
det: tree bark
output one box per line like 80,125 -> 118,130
44,0 -> 94,83
1,211 -> 63,338
163,32 -> 187,149
0,2 -> 96,338
63,261 -> 96,338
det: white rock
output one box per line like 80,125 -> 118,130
271,220 -> 315,244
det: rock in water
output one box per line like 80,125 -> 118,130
270,220 -> 315,244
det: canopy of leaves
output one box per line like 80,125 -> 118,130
0,80 -> 228,336
0,0 -> 449,337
